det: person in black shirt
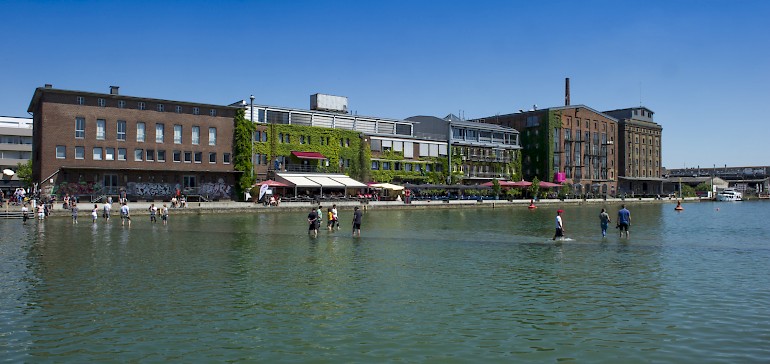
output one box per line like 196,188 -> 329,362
307,208 -> 318,238
352,206 -> 363,237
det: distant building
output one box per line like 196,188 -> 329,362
0,116 -> 32,191
407,115 -> 521,183
666,166 -> 769,194
28,85 -> 238,201
470,105 -> 619,196
603,107 -> 664,195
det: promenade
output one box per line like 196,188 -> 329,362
31,196 -> 699,218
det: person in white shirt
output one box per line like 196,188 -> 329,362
552,209 -> 565,240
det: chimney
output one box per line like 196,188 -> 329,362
565,77 -> 570,106
44,84 -> 52,89
110,86 -> 120,95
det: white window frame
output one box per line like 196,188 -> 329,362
56,145 -> 66,159
174,125 -> 182,144
208,127 -> 216,146
96,119 -> 106,140
134,149 -> 143,161
156,123 -> 164,143
105,147 -> 115,161
117,120 -> 126,141
137,122 -> 146,142
192,126 -> 200,145
93,147 -> 103,161
117,148 -> 127,161
75,117 -> 85,139
75,146 -> 85,159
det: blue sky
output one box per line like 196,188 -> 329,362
1,0 -> 768,168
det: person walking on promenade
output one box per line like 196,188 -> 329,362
352,206 -> 363,237
120,202 -> 131,227
552,209 -> 565,240
617,204 -> 631,238
103,201 -> 111,221
307,207 -> 318,238
91,204 -> 99,224
149,203 -> 158,223
599,208 -> 611,237
161,204 -> 169,225
71,203 -> 79,224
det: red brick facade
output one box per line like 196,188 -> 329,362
29,86 -> 240,201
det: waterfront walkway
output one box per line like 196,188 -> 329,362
22,196 -> 700,218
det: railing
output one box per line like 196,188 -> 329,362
284,165 -> 318,173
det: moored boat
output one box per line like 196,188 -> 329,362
716,188 -> 742,201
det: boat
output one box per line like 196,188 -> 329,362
716,188 -> 743,202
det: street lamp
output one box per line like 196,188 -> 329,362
250,95 -> 255,178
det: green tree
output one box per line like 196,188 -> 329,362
680,184 -> 697,197
232,109 -> 256,199
16,160 -> 32,187
694,182 -> 711,192
491,179 -> 501,199
529,176 -> 541,198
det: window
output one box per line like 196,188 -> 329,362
77,96 -> 85,105
155,124 -> 164,143
137,122 -> 146,142
173,150 -> 181,162
98,98 -> 106,107
75,146 -> 84,159
105,148 -> 115,161
371,161 -> 380,170
299,135 -> 305,144
134,149 -> 143,161
117,120 -> 126,141
56,145 -> 66,159
174,125 -> 182,144
146,149 -> 154,161
175,105 -> 182,113
157,150 -> 166,162
223,153 -> 231,164
254,131 -> 261,142
96,119 -> 105,140
118,100 -> 126,109
193,107 -> 200,115
194,152 -> 202,163
208,127 -> 216,146
157,104 -> 164,112
184,151 -> 192,163
192,126 -> 200,145
209,109 -> 217,117
75,117 -> 85,138
118,148 -> 127,161
93,147 -> 103,160
138,102 -> 146,110
209,152 -> 216,163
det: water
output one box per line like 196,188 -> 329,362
1,202 -> 769,362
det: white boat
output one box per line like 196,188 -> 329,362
716,188 -> 742,201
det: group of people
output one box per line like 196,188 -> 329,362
553,204 -> 631,240
307,204 -> 362,238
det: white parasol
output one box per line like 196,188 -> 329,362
2,169 -> 14,176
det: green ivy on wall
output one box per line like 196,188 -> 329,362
233,109 -> 256,197
253,124 -> 371,181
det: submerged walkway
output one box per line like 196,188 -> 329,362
26,196 -> 699,218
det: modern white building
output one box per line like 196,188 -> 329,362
0,116 -> 33,191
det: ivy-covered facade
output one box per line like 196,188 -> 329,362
470,105 -> 619,196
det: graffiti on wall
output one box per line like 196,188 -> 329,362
199,178 -> 232,199
128,182 -> 175,198
55,182 -> 101,196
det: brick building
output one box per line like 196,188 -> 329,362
471,105 -> 619,196
603,107 -> 664,195
28,85 -> 239,201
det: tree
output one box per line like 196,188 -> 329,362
16,160 -> 32,187
491,179 -> 501,199
529,176 -> 541,199
680,184 -> 697,197
694,182 -> 711,192
232,109 -> 256,199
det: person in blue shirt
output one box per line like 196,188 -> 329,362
617,205 -> 631,238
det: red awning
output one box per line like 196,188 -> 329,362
291,151 -> 326,160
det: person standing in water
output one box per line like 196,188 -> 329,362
352,206 -> 363,237
552,209 -> 565,240
307,207 -> 318,237
599,208 -> 611,237
617,204 -> 631,238
120,202 -> 131,227
71,203 -> 79,224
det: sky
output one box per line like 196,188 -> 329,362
1,0 -> 768,169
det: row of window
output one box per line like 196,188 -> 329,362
0,135 -> 32,145
55,145 -> 231,164
78,96 -> 218,116
253,130 -> 352,147
370,161 -> 441,172
76,118 -> 217,146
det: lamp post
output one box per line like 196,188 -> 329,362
250,95 -> 255,179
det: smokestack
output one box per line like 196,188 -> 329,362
565,77 -> 570,106
110,86 -> 120,95
44,84 -> 53,89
